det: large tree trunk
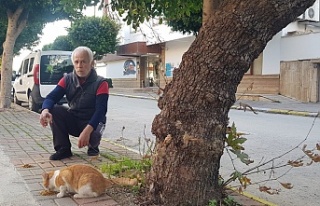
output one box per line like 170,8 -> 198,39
0,6 -> 27,108
202,0 -> 222,26
148,0 -> 315,205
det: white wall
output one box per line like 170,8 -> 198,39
95,58 -> 137,78
281,32 -> 320,61
164,36 -> 195,76
96,63 -> 107,77
163,34 -> 282,75
262,32 -> 282,74
120,20 -> 193,45
281,22 -> 317,36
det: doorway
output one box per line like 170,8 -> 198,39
140,55 -> 161,87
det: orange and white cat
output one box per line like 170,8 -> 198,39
42,164 -> 114,198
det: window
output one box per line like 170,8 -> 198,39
17,64 -> 23,76
23,59 -> 29,74
40,54 -> 74,84
29,58 -> 35,72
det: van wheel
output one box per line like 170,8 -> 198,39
28,95 -> 40,112
13,91 -> 22,105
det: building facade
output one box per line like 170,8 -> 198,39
99,0 -> 320,102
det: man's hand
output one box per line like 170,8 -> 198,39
78,125 -> 94,148
39,109 -> 52,127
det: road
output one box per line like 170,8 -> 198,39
105,95 -> 320,206
104,96 -> 160,151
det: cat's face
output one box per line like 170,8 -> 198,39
42,171 -> 55,191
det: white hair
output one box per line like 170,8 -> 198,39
71,46 -> 94,64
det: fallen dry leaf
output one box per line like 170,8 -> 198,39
89,155 -> 100,161
22,164 -> 34,168
280,182 -> 293,189
39,190 -> 58,196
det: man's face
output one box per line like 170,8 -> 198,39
72,51 -> 93,78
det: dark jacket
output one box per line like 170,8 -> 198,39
65,69 -> 106,121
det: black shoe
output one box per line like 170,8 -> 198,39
49,149 -> 72,160
87,147 -> 99,156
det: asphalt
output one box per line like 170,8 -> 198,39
110,87 -> 320,117
0,87 -> 319,206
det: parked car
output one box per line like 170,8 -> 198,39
13,50 -> 74,112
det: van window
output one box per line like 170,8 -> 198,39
17,64 -> 23,76
29,58 -> 35,72
23,59 -> 29,74
40,54 -> 74,85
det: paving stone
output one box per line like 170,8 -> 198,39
31,190 -> 57,201
30,168 -> 45,175
73,194 -> 113,205
81,199 -> 120,206
25,177 -> 43,184
37,199 -> 58,206
17,169 -> 34,177
27,182 -> 44,191
38,162 -> 54,169
50,161 -> 68,167
55,197 -> 78,206
10,159 -> 23,166
20,158 -> 36,165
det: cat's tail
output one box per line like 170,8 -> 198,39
108,177 -> 138,187
104,178 -> 115,189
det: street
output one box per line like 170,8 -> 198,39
225,110 -> 320,206
106,95 -> 320,206
104,95 -> 159,151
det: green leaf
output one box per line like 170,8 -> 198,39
230,149 -> 254,165
109,0 -> 202,34
229,171 -> 242,180
233,137 -> 247,145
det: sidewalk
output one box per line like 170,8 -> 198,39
0,105 -> 140,206
2,87 -> 318,206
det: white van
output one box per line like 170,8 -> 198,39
13,50 -> 74,112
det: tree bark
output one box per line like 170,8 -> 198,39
0,6 -> 27,108
202,0 -> 222,26
148,0 -> 315,205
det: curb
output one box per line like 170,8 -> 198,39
103,138 -> 141,154
269,109 -> 318,117
111,93 -> 319,118
228,187 -> 277,206
110,93 -> 157,100
242,192 -> 277,206
231,106 -> 319,117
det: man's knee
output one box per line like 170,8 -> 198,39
51,105 -> 69,121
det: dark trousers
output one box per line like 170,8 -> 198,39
50,105 -> 102,151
